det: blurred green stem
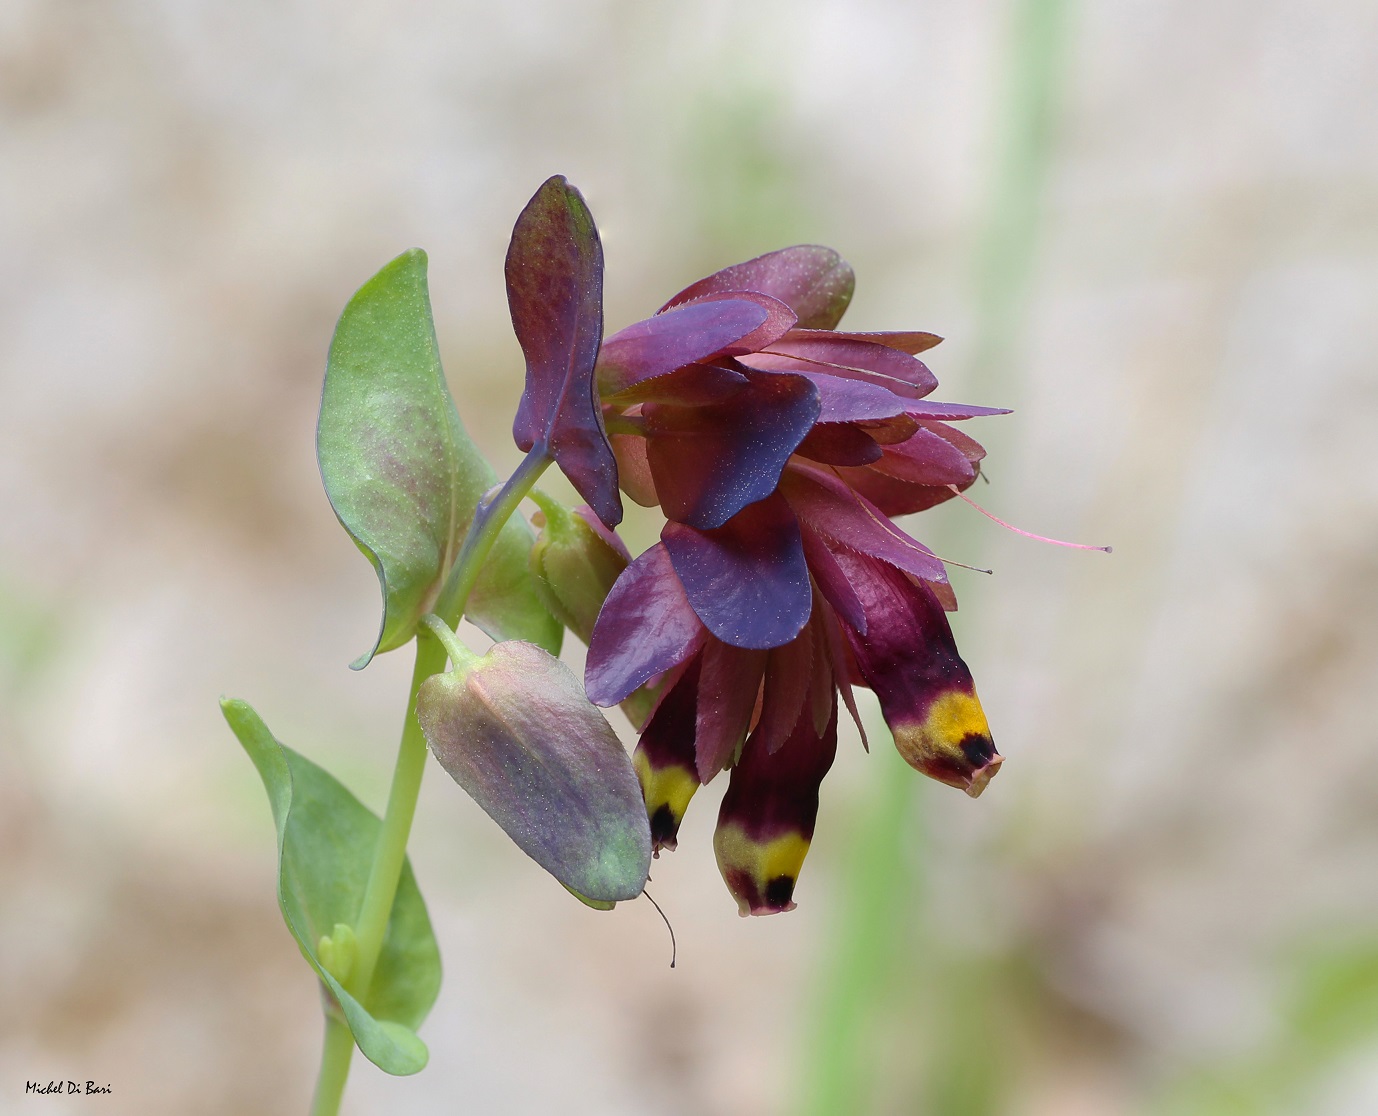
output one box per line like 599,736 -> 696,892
797,1 -> 1072,1112
800,738 -> 913,1116
311,1016 -> 355,1116
312,447 -> 552,1116
968,0 -> 1072,398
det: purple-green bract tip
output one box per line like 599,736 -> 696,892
416,640 -> 651,903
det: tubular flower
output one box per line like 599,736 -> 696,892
583,246 -> 1007,915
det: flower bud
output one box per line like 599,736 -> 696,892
529,496 -> 629,647
416,640 -> 652,904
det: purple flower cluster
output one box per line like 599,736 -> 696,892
510,178 -> 1006,916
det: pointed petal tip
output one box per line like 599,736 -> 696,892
964,753 -> 1003,798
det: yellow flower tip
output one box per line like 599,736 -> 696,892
892,688 -> 1002,797
633,751 -> 698,853
714,822 -> 810,916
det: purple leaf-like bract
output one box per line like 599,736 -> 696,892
585,543 -> 707,706
662,494 -> 812,650
508,175 -> 621,527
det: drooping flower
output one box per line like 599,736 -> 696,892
577,245 -> 1009,916
497,175 -> 1006,916
585,471 -> 1001,915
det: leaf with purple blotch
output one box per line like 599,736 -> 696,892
318,249 -> 561,668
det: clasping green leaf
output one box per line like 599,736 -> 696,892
222,698 -> 441,1076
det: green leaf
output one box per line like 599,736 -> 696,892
318,248 -> 561,668
222,697 -> 441,1076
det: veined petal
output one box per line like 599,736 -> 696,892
799,525 -> 867,634
609,431 -> 658,507
830,465 -> 967,517
507,176 -> 621,527
739,350 -> 928,401
604,362 -> 748,407
797,329 -> 943,355
818,601 -> 867,748
758,336 -> 938,398
595,299 -> 768,396
678,290 -> 798,353
714,704 -> 838,916
695,641 -> 767,781
753,625 -> 815,756
781,466 -> 948,584
922,419 -> 989,465
662,246 -> 855,330
785,370 -> 909,423
585,543 -> 707,706
795,423 -> 883,466
903,400 -> 1012,420
859,413 -> 922,445
662,494 -> 812,650
832,418 -> 988,515
832,549 -> 1001,797
871,426 -> 978,487
807,608 -> 836,736
645,369 -> 820,530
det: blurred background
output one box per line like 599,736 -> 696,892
2,0 -> 1377,1112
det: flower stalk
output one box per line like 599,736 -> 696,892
310,446 -> 553,1116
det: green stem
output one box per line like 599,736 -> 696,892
798,739 -> 913,1116
434,450 -> 553,626
346,634 -> 445,1001
418,613 -> 477,670
310,1015 -> 355,1116
313,446 -> 553,1116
